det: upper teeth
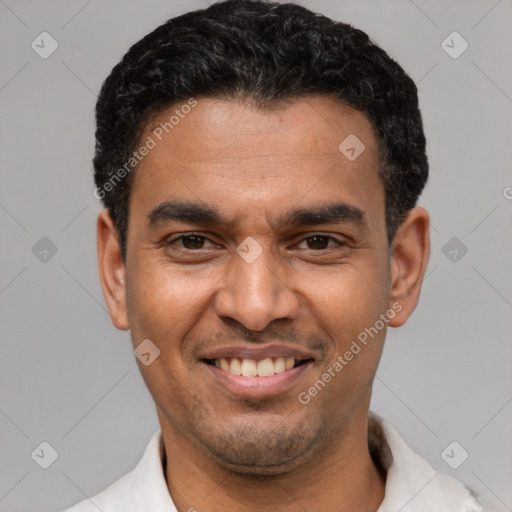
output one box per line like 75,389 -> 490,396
214,357 -> 296,377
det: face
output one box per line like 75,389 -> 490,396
98,96 -> 428,475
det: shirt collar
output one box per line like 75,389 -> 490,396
370,412 -> 483,512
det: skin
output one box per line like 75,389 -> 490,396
97,95 -> 430,512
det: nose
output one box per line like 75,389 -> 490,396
213,247 -> 299,332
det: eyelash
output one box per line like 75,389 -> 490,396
165,233 -> 347,251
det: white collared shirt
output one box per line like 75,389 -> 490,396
62,413 -> 485,512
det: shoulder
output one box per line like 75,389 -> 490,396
371,413 -> 486,512
60,469 -> 135,512
59,430 -> 171,512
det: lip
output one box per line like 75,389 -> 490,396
202,359 -> 314,398
199,343 -> 316,361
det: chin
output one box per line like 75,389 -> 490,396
192,417 -> 322,476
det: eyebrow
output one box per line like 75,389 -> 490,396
146,200 -> 365,229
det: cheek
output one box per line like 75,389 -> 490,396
125,261 -> 215,415
126,257 -> 219,344
297,256 -> 390,393
302,270 -> 387,404
301,257 -> 390,331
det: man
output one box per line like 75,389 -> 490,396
64,0 -> 484,510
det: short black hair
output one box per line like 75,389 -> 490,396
93,0 -> 428,260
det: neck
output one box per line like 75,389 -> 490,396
159,407 -> 386,512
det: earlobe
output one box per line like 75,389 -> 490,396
388,206 -> 430,328
97,209 -> 130,330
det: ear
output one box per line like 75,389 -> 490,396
97,209 -> 129,330
387,206 -> 430,327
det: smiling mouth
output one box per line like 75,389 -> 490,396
202,357 -> 314,377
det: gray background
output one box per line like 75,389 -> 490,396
0,0 -> 511,510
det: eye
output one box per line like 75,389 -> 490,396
167,234 -> 216,250
296,234 -> 346,250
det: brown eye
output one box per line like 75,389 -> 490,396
165,234 -> 213,250
179,235 -> 206,249
297,234 -> 346,250
305,235 -> 330,250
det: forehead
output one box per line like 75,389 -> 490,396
129,96 -> 384,231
